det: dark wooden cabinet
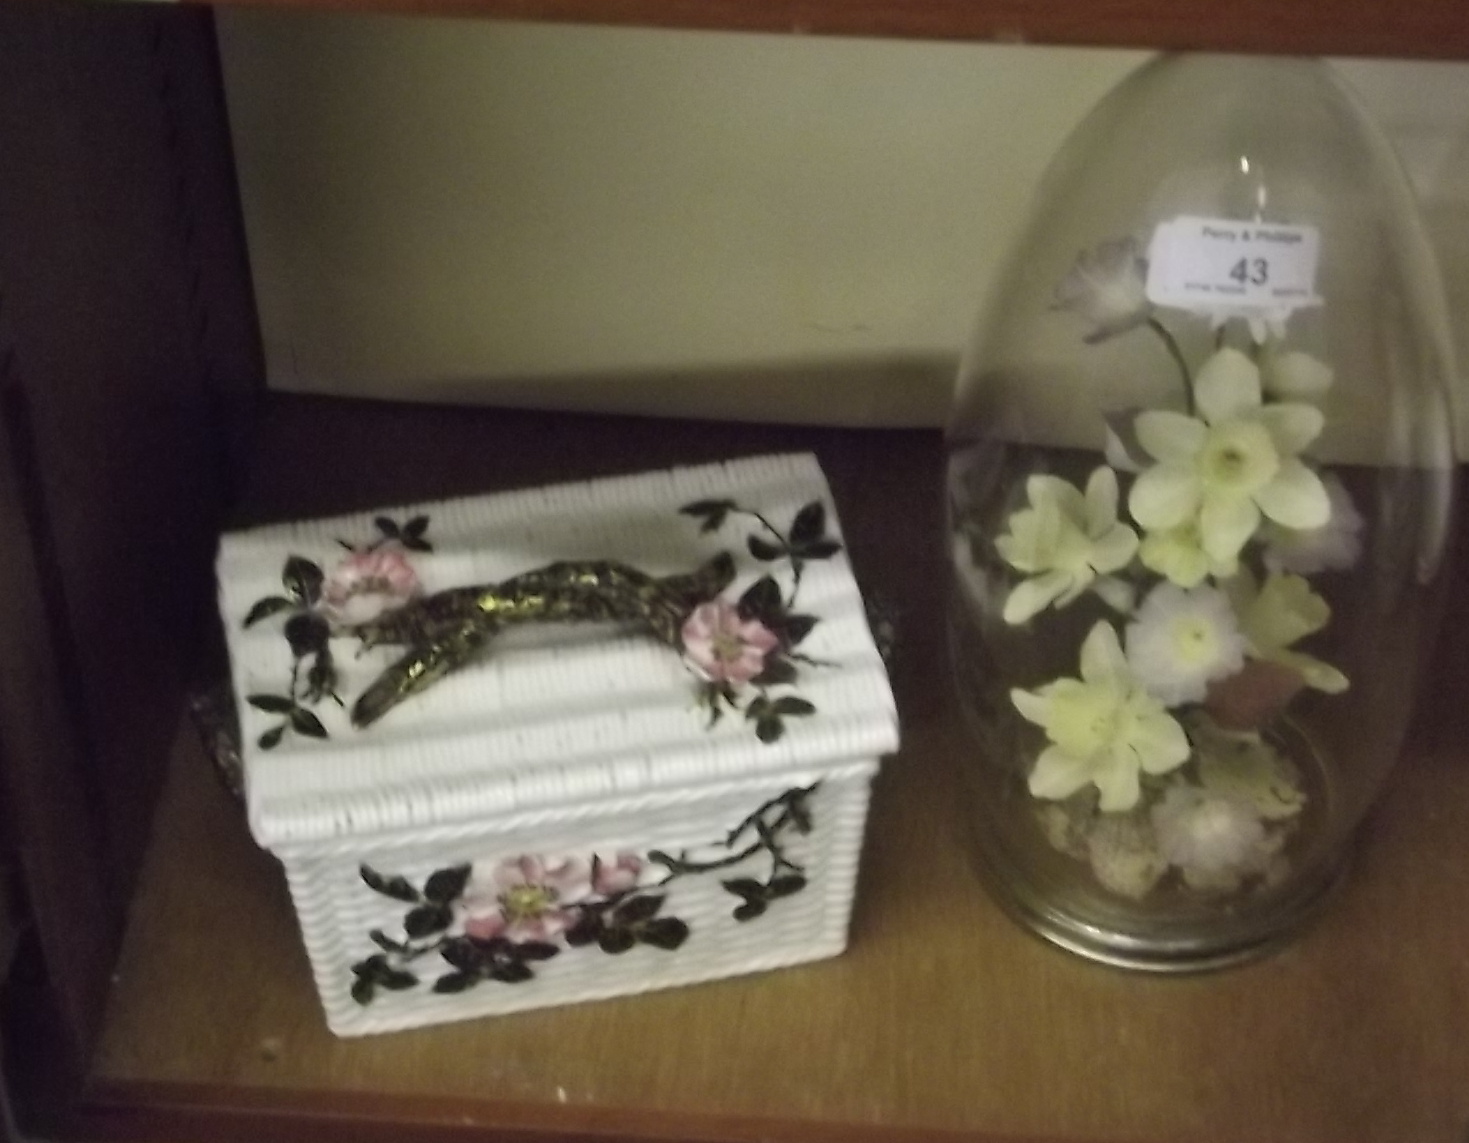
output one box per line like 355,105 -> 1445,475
1,5 -> 1467,1142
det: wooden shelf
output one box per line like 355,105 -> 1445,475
191,0 -> 1469,61
68,396 -> 1469,1143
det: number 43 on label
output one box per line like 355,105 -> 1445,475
1146,216 -> 1322,314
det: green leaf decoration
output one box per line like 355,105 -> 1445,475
433,971 -> 478,994
439,937 -> 485,972
747,535 -> 785,562
721,878 -> 765,902
304,654 -> 338,703
374,516 -> 401,539
564,915 -> 602,947
423,863 -> 472,904
402,515 -> 430,540
354,952 -> 393,981
753,658 -> 798,687
597,927 -> 636,955
638,917 -> 690,950
351,976 -> 376,1005
738,575 -> 783,623
679,498 -> 737,533
257,725 -> 285,751
379,968 -> 419,991
369,929 -> 407,954
789,799 -> 814,835
284,613 -> 330,658
613,894 -> 664,925
745,695 -> 772,720
243,596 -> 295,628
282,556 -> 325,606
516,941 -> 560,962
247,693 -> 295,714
290,707 -> 328,739
404,903 -> 453,939
772,696 -> 816,718
732,899 -> 767,922
789,501 -> 827,546
755,714 -> 785,743
360,865 -> 420,903
781,615 -> 818,646
794,538 -> 842,560
491,960 -> 535,984
767,874 -> 808,899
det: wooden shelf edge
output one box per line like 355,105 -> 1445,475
191,0 -> 1469,62
68,1078 -> 1053,1143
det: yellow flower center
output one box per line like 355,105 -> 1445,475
711,630 -> 745,663
500,883 -> 557,921
1049,684 -> 1130,757
1200,421 -> 1278,495
1169,615 -> 1220,665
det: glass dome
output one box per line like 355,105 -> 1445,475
947,54 -> 1457,969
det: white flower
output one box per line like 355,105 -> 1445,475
1053,237 -> 1152,344
1223,569 -> 1349,694
995,467 -> 1139,625
1125,583 -> 1247,706
1138,518 -> 1239,588
1129,347 -> 1330,566
1011,622 -> 1191,812
1263,474 -> 1363,575
1150,784 -> 1278,893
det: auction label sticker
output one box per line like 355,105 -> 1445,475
1145,216 -> 1322,312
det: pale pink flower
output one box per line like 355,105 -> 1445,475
681,600 -> 780,685
592,852 -> 643,896
459,855 -> 591,943
320,543 -> 422,627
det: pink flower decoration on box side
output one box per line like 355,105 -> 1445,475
592,852 -> 644,896
460,855 -> 592,943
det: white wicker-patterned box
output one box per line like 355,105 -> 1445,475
217,453 -> 898,1037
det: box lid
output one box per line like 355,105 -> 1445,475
217,454 -> 898,848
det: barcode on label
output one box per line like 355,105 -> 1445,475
1145,216 -> 1322,313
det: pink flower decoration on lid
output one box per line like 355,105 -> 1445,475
681,600 -> 780,686
320,544 -> 422,628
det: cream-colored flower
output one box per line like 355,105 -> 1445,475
1223,569 -> 1349,693
1192,718 -> 1306,821
996,467 -> 1138,625
1261,345 -> 1334,401
1129,348 -> 1330,566
1262,474 -> 1363,575
1011,621 -> 1191,812
1053,237 -> 1151,343
1138,518 -> 1239,588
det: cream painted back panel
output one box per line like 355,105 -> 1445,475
217,14 -> 1469,453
